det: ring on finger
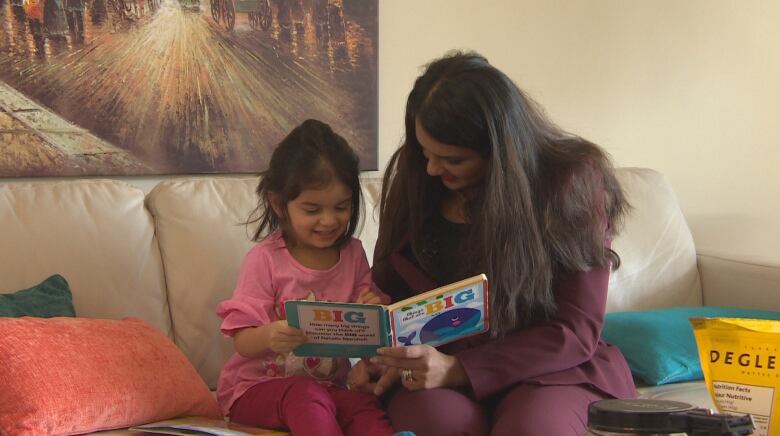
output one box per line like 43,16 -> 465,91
402,368 -> 415,382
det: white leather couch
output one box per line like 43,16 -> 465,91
1,167 -> 778,431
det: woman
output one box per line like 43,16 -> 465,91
347,51 -> 636,436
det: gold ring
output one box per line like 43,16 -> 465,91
402,368 -> 414,382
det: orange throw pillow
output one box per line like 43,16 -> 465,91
0,317 -> 221,435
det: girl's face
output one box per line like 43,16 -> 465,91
273,179 -> 353,251
416,119 -> 488,192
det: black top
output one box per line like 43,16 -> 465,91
403,212 -> 471,286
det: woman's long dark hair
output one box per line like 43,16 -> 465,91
374,52 -> 627,337
246,119 -> 362,247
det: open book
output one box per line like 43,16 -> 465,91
285,274 -> 488,357
129,416 -> 288,436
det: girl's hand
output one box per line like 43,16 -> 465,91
347,358 -> 388,395
356,288 -> 383,305
370,345 -> 469,392
266,320 -> 307,354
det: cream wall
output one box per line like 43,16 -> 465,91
377,0 -> 780,262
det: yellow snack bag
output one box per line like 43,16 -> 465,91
691,317 -> 780,436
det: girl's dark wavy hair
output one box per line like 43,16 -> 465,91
246,119 -> 362,246
374,51 -> 628,337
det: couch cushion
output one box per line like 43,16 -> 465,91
0,180 -> 170,334
608,168 -> 702,311
636,381 -> 715,409
146,176 -> 384,389
146,177 -> 257,389
0,317 -> 220,435
356,177 -> 383,265
603,306 -> 780,386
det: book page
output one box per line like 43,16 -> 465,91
290,301 -> 385,346
129,416 -> 288,435
388,274 -> 488,347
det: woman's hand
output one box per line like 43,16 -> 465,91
370,345 -> 469,392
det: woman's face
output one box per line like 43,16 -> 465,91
415,119 -> 488,192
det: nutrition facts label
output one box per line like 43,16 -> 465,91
712,380 -> 774,436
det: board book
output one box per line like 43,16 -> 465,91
284,274 -> 488,357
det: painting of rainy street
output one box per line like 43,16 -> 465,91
0,0 -> 377,176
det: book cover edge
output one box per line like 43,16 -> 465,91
386,273 -> 488,311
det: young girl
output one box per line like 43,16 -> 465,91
216,119 -> 398,436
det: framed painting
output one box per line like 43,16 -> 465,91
0,0 -> 377,176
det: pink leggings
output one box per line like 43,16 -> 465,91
230,376 -> 396,436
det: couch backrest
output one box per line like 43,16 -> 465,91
0,168 -> 703,389
0,180 -> 171,335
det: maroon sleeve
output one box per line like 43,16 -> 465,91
456,176 -> 616,400
455,265 -> 611,399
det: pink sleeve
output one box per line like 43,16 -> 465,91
351,239 -> 391,304
216,246 -> 277,336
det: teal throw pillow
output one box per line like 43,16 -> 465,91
0,275 -> 76,317
602,306 -> 780,386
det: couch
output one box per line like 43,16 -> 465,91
1,167 -> 778,434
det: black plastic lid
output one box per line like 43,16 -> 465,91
588,399 -> 697,433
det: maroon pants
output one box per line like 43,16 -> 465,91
230,376 -> 396,436
386,383 -> 607,436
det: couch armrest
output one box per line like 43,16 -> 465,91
698,253 -> 780,311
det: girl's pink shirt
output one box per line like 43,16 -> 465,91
215,231 -> 388,416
